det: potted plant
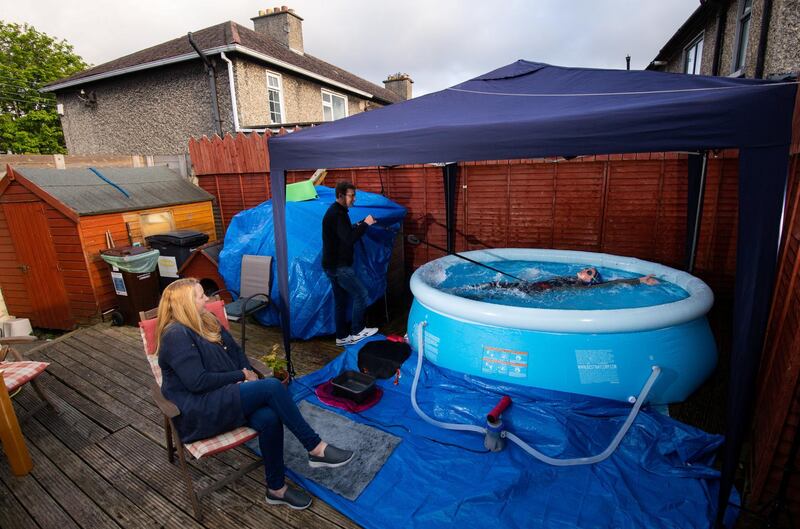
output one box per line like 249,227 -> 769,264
260,344 -> 290,386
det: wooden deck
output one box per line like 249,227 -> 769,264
1,312 -> 408,529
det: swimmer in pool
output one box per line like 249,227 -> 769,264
473,267 -> 659,295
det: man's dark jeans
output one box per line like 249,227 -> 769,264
325,266 -> 369,338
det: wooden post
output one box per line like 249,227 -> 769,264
0,371 -> 33,476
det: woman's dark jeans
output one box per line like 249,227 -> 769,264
325,266 -> 370,338
238,378 -> 321,490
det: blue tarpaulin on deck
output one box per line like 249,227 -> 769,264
287,337 -> 735,529
218,187 -> 405,339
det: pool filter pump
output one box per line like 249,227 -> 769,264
484,396 -> 512,451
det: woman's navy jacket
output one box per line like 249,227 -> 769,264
158,323 -> 251,442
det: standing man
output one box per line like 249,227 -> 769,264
322,182 -> 378,346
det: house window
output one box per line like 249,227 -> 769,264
733,0 -> 753,74
684,35 -> 703,75
266,72 -> 284,124
322,90 -> 347,121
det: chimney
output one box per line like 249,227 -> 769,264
383,73 -> 413,100
252,6 -> 304,54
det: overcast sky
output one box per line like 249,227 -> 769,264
2,0 -> 700,95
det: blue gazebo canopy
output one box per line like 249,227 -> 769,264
267,60 -> 797,525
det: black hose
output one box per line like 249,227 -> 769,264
407,234 -> 525,282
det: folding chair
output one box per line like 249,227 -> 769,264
0,336 -> 55,417
138,300 -> 267,520
211,255 -> 272,355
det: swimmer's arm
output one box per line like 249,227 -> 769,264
586,275 -> 659,288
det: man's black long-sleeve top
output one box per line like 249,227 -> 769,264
322,201 -> 367,270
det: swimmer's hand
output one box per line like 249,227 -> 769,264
639,274 -> 659,286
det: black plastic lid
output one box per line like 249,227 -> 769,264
145,230 -> 209,247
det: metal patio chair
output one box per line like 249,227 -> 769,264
211,254 -> 272,355
138,300 -> 267,520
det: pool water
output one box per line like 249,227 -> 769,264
434,260 -> 689,310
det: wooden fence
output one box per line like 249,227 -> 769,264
189,132 -> 800,516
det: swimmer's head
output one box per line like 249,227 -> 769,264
577,267 -> 602,285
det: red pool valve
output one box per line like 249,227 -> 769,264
487,395 -> 512,423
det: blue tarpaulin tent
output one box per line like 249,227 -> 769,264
266,61 -> 798,525
218,187 -> 405,339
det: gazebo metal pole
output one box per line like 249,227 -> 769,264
687,151 -> 708,273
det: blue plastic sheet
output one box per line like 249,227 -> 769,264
219,187 -> 405,339
288,337 -> 734,529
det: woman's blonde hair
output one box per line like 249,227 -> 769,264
155,278 -> 221,354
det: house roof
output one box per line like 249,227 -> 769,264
9,166 -> 215,217
42,21 -> 402,105
647,3 -> 710,69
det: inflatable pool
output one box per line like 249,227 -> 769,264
407,249 -> 717,404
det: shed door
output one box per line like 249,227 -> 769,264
2,202 -> 74,329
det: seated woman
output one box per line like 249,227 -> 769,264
475,267 -> 659,294
156,278 -> 353,510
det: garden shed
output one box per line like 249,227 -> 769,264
0,165 -> 216,329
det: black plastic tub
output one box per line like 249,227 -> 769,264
331,371 -> 376,403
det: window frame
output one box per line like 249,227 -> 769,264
731,0 -> 753,76
683,33 -> 704,75
266,71 -> 285,124
321,89 -> 348,121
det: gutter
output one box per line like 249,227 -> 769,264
188,32 -> 223,136
754,0 -> 774,78
41,43 -> 377,101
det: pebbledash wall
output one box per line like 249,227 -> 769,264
233,57 -> 377,127
57,61 -> 230,155
655,0 -> 800,78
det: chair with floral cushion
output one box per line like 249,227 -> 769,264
138,299 -> 267,520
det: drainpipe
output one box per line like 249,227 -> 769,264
754,0 -> 774,78
220,52 -> 240,132
188,32 -> 223,136
711,1 -> 726,76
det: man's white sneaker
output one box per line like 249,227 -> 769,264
335,336 -> 354,346
349,327 -> 378,344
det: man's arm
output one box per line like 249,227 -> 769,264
335,210 -> 368,245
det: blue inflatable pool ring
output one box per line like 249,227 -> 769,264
408,249 -> 717,404
219,186 -> 406,339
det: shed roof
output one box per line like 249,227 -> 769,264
10,166 -> 214,217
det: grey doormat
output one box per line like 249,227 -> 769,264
286,401 -> 400,500
268,401 -> 401,500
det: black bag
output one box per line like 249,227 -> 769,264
357,340 -> 411,379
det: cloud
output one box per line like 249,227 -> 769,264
2,0 -> 699,95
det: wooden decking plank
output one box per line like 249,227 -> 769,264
0,457 -> 80,529
97,426 -> 271,529
22,418 -> 161,529
17,370 -> 128,433
65,331 -> 152,382
76,443 -> 205,529
0,476 -> 40,529
12,385 -> 111,449
21,436 -> 123,529
44,341 -> 162,423
36,352 -> 165,444
48,337 -> 154,396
